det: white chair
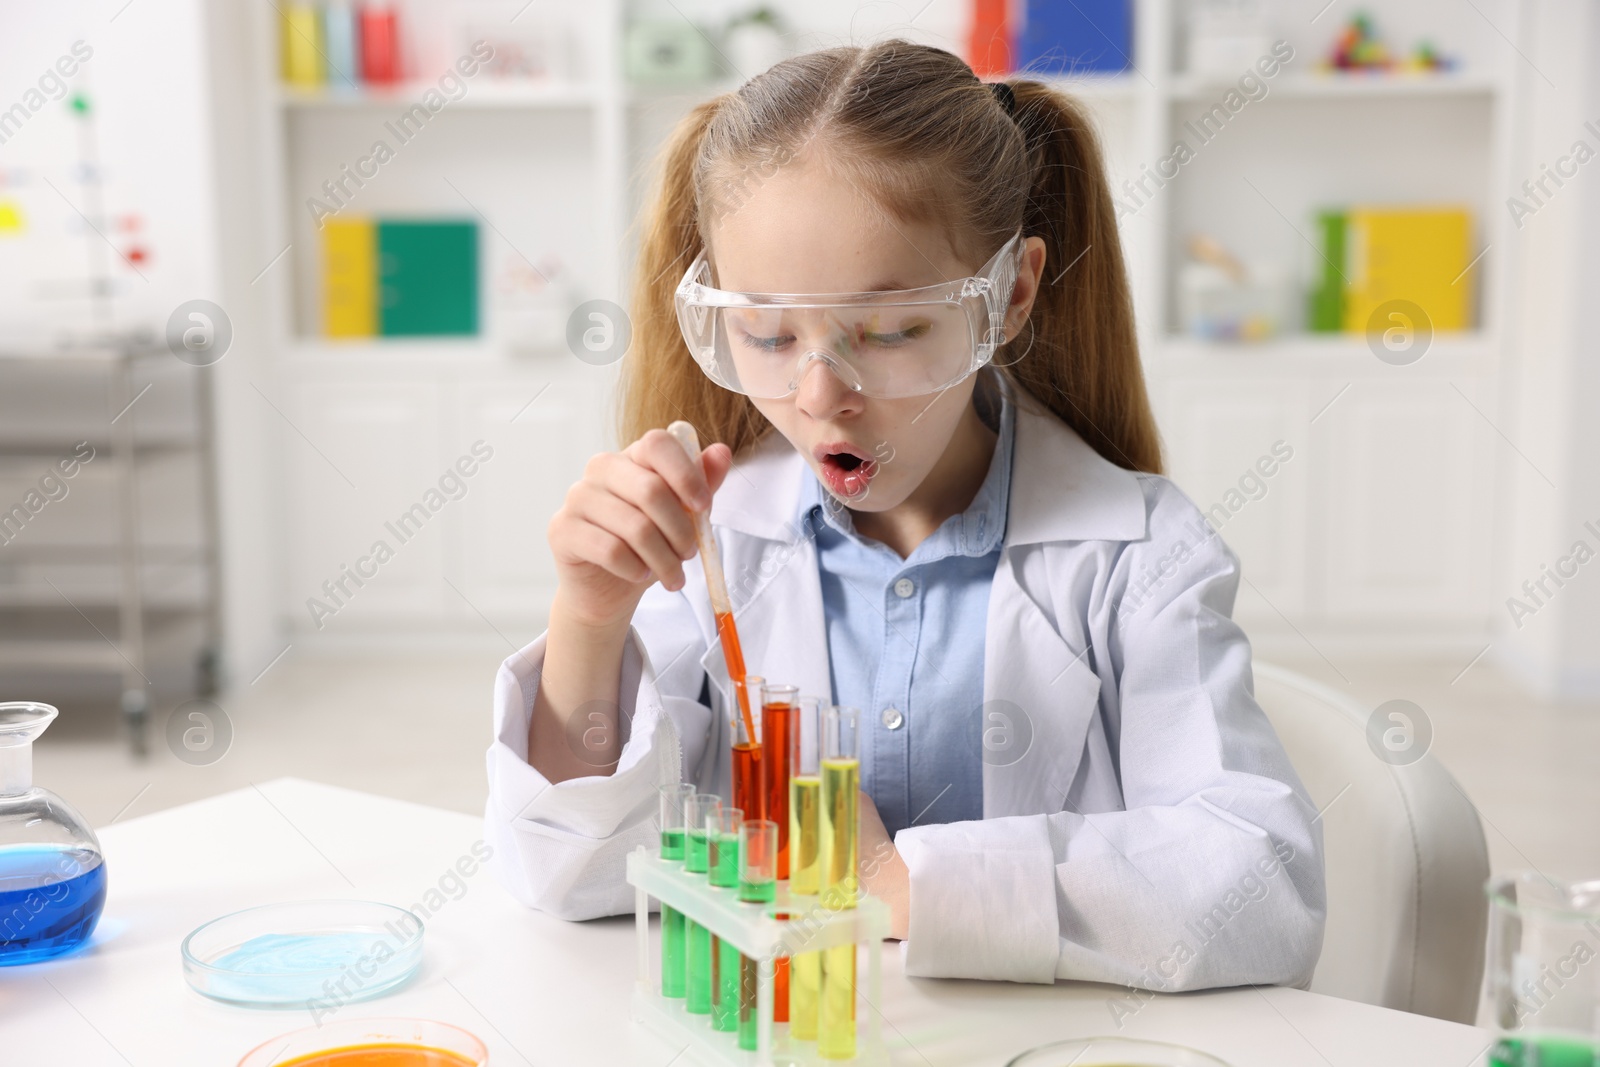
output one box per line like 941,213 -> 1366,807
1252,661 -> 1490,1024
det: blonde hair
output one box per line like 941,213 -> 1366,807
620,38 -> 1163,474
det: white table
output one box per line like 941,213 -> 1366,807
0,779 -> 1495,1066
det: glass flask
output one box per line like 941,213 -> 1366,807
0,702 -> 107,964
1483,872 -> 1600,1066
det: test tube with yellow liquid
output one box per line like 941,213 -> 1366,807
819,704 -> 860,1060
788,696 -> 822,1040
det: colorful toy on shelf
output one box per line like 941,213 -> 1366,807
1326,13 -> 1392,71
1400,40 -> 1456,73
1324,13 -> 1457,74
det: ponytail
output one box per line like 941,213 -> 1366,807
995,80 -> 1163,475
619,96 -> 771,455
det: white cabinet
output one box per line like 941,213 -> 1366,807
1314,380 -> 1491,622
283,360 -> 612,635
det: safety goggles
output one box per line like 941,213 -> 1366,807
674,229 -> 1025,400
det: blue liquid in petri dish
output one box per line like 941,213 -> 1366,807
204,931 -> 416,1003
0,845 -> 107,965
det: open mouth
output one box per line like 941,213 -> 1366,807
814,441 -> 878,496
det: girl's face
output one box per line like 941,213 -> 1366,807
707,158 -> 1043,514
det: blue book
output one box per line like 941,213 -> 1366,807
323,1 -> 361,91
1016,0 -> 1133,75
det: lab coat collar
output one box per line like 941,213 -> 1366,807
710,372 -> 1149,548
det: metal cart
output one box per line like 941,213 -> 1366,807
0,335 -> 221,755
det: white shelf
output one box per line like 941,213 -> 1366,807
1157,331 -> 1495,363
277,80 -> 604,110
1170,71 -> 1501,101
1042,72 -> 1144,101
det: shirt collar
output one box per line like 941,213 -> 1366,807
795,369 -> 1014,557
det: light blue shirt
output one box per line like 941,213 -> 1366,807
796,375 -> 1014,838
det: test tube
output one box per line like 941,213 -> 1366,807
708,807 -> 743,890
819,705 -> 860,1060
709,807 -> 744,1033
788,696 -> 823,1040
731,675 -> 765,821
738,820 -> 777,1051
761,682 -> 797,1026
760,683 -> 797,877
683,793 -> 720,1015
658,783 -> 694,999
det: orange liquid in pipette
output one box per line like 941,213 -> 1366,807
277,1046 -> 477,1067
715,609 -> 757,738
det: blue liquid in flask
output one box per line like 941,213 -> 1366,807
0,845 -> 107,964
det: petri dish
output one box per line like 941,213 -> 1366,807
236,1017 -> 486,1066
1006,1037 -> 1234,1067
183,900 -> 424,1008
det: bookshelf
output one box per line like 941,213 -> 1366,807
233,0 -> 1523,657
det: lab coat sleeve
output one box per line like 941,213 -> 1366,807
484,582 -> 715,921
895,479 -> 1326,990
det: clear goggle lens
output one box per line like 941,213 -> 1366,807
675,230 -> 1023,400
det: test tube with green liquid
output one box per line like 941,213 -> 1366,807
658,783 -> 694,999
709,806 -> 743,1033
819,705 -> 860,1061
788,696 -> 822,1040
737,819 -> 777,1051
683,793 -> 720,1015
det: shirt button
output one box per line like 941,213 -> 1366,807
893,578 -> 915,598
881,706 -> 904,730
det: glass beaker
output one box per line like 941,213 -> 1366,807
1483,872 -> 1600,1066
0,702 -> 107,964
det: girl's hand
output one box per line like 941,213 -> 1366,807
547,429 -> 734,631
857,790 -> 910,940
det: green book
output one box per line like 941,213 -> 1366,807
378,220 -> 479,336
1309,210 -> 1346,333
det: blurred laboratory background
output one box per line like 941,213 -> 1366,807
0,0 -> 1595,895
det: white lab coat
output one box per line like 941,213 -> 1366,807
485,387 -> 1326,990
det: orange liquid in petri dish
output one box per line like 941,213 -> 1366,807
277,1046 -> 477,1067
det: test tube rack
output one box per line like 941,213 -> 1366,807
628,846 -> 890,1066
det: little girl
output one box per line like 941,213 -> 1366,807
486,39 -> 1325,990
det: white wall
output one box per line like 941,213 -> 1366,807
1494,0 -> 1600,697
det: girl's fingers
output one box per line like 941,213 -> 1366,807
631,428 -> 715,513
563,521 -> 650,585
605,446 -> 701,561
572,483 -> 687,589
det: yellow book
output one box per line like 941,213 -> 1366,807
281,4 -> 325,88
1343,206 -> 1473,333
323,219 -> 375,337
